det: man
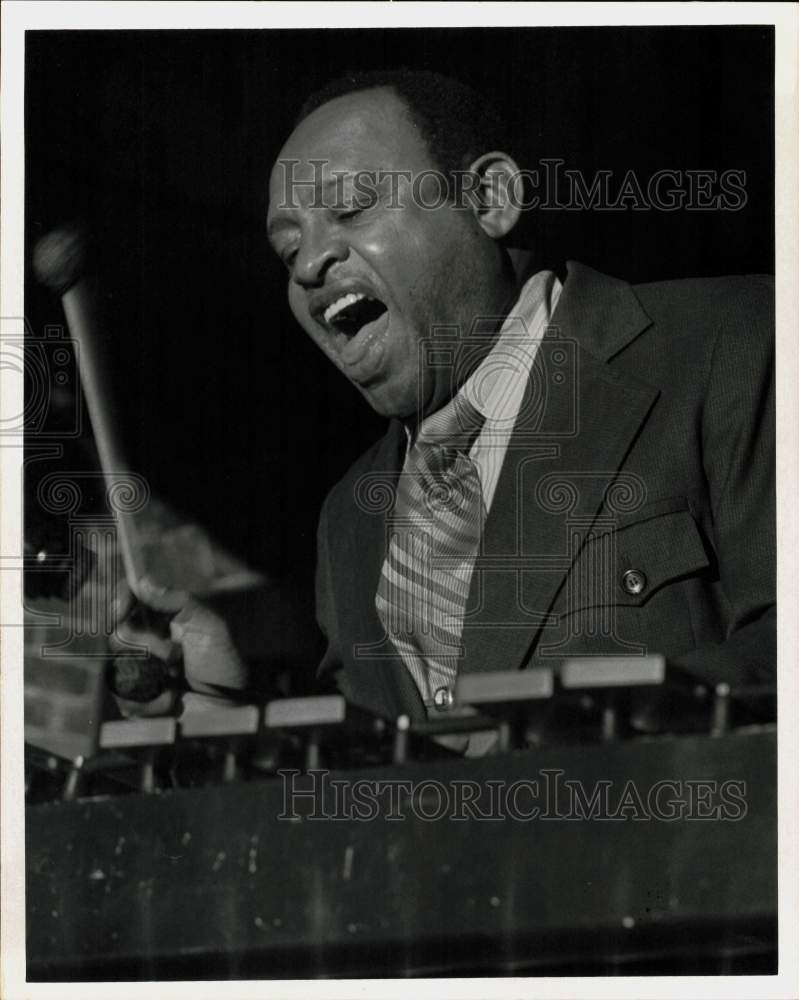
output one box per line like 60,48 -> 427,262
119,70 -> 775,733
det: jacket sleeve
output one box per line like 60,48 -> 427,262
671,276 -> 775,690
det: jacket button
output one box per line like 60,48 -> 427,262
433,687 -> 454,710
622,569 -> 647,596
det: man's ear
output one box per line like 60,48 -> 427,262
465,151 -> 522,239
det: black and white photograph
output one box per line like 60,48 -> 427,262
2,2 -> 797,996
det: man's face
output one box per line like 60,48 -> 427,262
267,88 -> 510,420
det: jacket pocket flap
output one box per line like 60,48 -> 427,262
562,507 -> 710,612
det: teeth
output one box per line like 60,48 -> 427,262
324,291 -> 366,325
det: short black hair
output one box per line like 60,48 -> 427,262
296,68 -> 511,178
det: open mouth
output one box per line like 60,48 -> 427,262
323,291 -> 388,336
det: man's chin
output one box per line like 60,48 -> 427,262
358,380 -> 420,422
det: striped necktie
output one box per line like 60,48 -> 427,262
375,395 -> 486,710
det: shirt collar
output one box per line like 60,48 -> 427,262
406,269 -> 561,450
460,269 -> 561,424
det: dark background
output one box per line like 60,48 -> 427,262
24,26 -> 774,588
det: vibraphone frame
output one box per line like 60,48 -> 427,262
26,727 -> 776,979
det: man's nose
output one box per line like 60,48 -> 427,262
293,223 -> 348,287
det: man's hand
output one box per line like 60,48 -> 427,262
110,578 -> 249,717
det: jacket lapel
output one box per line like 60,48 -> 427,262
460,262 -> 660,675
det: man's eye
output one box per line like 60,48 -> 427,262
336,199 -> 375,221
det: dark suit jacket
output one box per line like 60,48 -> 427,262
315,262 -> 775,722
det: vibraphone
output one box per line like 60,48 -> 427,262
25,658 -> 777,979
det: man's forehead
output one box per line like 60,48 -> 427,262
269,89 -> 429,189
